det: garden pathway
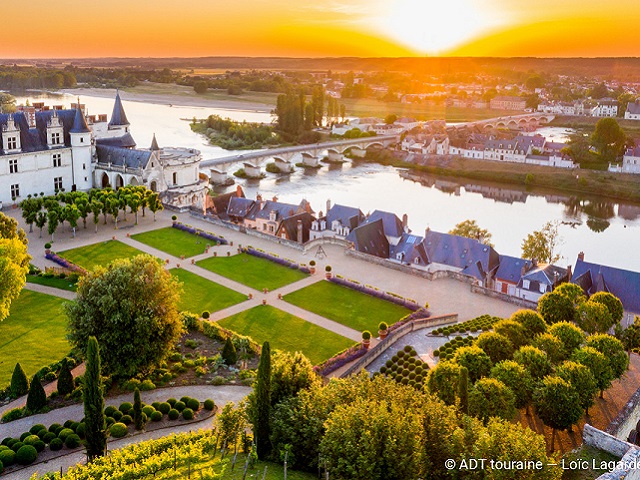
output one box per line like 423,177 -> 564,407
1,385 -> 251,480
22,282 -> 76,300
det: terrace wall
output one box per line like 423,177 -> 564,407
340,313 -> 458,378
470,285 -> 538,309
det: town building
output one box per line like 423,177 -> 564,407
625,101 -> 640,120
515,263 -> 571,302
310,201 -> 365,240
489,96 -> 527,111
590,99 -> 618,117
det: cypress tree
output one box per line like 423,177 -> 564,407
222,337 -> 238,365
133,388 -> 144,430
26,375 -> 47,413
254,341 -> 271,460
458,366 -> 469,415
57,359 -> 74,396
10,363 -> 29,398
84,336 -> 106,461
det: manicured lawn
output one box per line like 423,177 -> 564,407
132,227 -> 211,258
26,274 -> 78,292
0,290 -> 70,386
58,240 -> 146,271
196,253 -> 308,291
169,268 -> 246,314
284,281 -> 411,333
217,306 -> 354,365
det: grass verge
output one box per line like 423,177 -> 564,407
170,268 -> 247,314
58,240 -> 146,271
132,227 -> 210,258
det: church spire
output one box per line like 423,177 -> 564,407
150,133 -> 160,151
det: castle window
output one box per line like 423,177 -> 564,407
83,163 -> 86,170
53,154 -> 62,167
7,137 -> 17,150
10,184 -> 19,199
9,159 -> 18,174
51,132 -> 61,145
173,172 -> 178,185
80,138 -> 84,143
54,177 -> 63,192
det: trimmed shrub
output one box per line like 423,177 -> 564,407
158,402 -> 171,414
29,424 -> 47,435
20,432 -> 31,442
36,429 -> 48,440
57,360 -> 75,396
0,449 -> 16,467
75,423 -> 86,439
112,410 -> 123,421
203,399 -> 215,411
222,337 -> 238,365
142,406 -> 156,417
174,401 -> 186,412
49,438 -> 63,451
140,380 -> 156,391
180,396 -> 191,404
33,440 -> 45,453
182,408 -> 194,420
10,363 -> 29,398
23,435 -> 40,446
65,434 -> 81,449
104,406 -> 117,417
48,423 -> 63,435
10,442 -> 24,453
109,423 -> 128,438
187,398 -> 200,411
120,415 -> 132,425
43,432 -> 56,444
57,428 -> 75,442
167,398 -> 177,407
150,411 -> 163,422
63,420 -> 74,429
70,422 -> 81,432
16,445 -> 37,465
151,402 -> 161,410
168,409 -> 180,420
106,417 -> 115,427
119,402 -> 133,414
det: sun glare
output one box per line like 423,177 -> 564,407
376,0 -> 502,55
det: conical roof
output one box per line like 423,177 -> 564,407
109,90 -> 129,127
70,105 -> 90,133
150,133 -> 160,151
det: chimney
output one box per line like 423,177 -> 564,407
326,199 -> 332,214
578,251 -> 585,261
272,196 -> 278,202
567,265 -> 572,281
256,193 -> 263,210
236,185 -> 243,197
402,213 -> 408,231
297,220 -> 303,243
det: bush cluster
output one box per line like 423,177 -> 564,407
378,346 -> 428,389
432,315 -> 501,336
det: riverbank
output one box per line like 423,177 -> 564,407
368,150 -> 640,204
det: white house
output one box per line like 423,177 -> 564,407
625,101 -> 640,120
590,99 -> 618,117
613,146 -> 640,174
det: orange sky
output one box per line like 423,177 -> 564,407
2,0 -> 640,58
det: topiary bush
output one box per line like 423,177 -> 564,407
174,401 -> 186,412
221,337 -> 238,365
65,434 -> 81,449
104,406 -> 117,417
142,405 -> 155,417
10,363 -> 29,398
33,440 -> 45,453
10,442 -> 24,453
43,432 -> 57,444
57,428 -> 75,442
106,417 -> 115,427
119,402 -> 133,414
109,423 -> 128,438
49,438 -> 63,451
48,423 -> 63,435
182,408 -> 194,420
120,415 -> 132,425
187,398 -> 200,411
168,409 -> 179,420
0,449 -> 16,467
63,420 -> 74,429
29,424 -> 46,435
150,411 -> 163,422
158,402 -> 171,414
203,399 -> 215,411
16,445 -> 37,465
20,432 -> 31,442
75,423 -> 86,439
167,398 -> 177,407
22,435 -> 40,446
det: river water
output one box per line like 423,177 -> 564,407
13,91 -> 640,271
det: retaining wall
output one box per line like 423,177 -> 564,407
470,285 -> 538,309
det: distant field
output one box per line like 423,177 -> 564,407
169,268 -> 246,315
132,227 -> 210,258
0,290 -> 69,386
126,83 -> 278,106
58,240 -> 145,271
218,306 -> 354,365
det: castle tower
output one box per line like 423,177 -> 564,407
108,90 -> 130,134
69,103 -> 93,191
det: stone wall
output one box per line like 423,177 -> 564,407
596,446 -> 640,480
340,313 -> 458,377
470,285 -> 538,310
607,377 -> 640,441
583,424 -> 634,459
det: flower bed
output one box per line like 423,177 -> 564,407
45,252 -> 87,275
172,222 -> 228,245
241,247 -> 308,273
313,343 -> 367,376
329,275 -> 424,311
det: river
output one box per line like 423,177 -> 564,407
13,91 -> 640,271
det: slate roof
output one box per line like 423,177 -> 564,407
514,134 -> 546,151
276,212 -> 315,243
95,133 -> 137,148
0,109 -> 77,155
421,230 -> 500,281
496,255 -> 532,284
363,210 -> 404,238
517,264 -> 569,292
70,107 -> 91,134
109,91 -> 129,127
545,141 -> 566,153
625,146 -> 640,157
627,101 -> 640,115
95,145 -> 152,169
390,233 -> 428,265
211,187 -> 245,219
572,258 -> 640,314
227,197 -> 256,219
485,139 -> 518,150
346,218 -> 390,258
326,204 -> 364,230
254,200 -> 299,221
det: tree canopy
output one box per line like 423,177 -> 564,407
521,221 -> 562,264
591,117 -> 627,162
448,219 -> 493,246
0,212 -> 30,322
65,255 -> 183,378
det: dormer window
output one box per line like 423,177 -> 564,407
7,137 -> 17,150
522,279 -> 530,290
51,132 -> 61,145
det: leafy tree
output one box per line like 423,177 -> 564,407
193,81 -> 208,94
548,321 -> 585,357
426,361 -> 461,405
475,332 -> 514,364
147,193 -> 163,221
576,301 -> 613,334
384,113 -> 398,125
252,341 -> 271,460
452,345 -> 492,383
46,208 -> 59,242
619,317 -> 640,354
591,117 -> 626,162
65,255 -> 183,378
538,292 -> 576,325
513,346 -> 552,381
525,74 -> 545,90
0,213 -> 30,322
510,309 -> 547,338
490,360 -> 534,412
26,375 -> 47,413
554,283 -> 587,306
221,337 -> 238,365
84,336 -> 106,461
133,388 -> 144,430
492,321 -> 527,351
457,366 -> 469,415
521,220 -> 561,264
469,378 -> 516,423
10,362 -> 29,398
585,334 -> 628,380
448,219 -> 493,246
589,292 -> 624,326
215,401 -> 247,449
35,211 -> 47,238
572,346 -> 613,398
270,351 -> 320,408
589,83 -> 609,99
533,376 -> 583,448
57,359 -> 74,396
617,92 -> 637,118
556,361 -> 598,414
562,132 -> 595,166
532,333 -> 566,364
90,200 -> 103,233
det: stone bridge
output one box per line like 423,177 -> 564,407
450,113 -> 556,131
